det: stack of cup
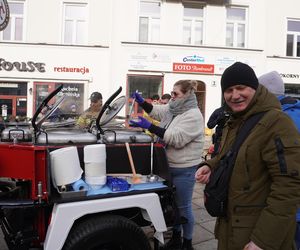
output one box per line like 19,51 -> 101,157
84,144 -> 107,189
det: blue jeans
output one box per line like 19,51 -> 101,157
169,165 -> 197,240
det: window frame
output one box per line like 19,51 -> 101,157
286,19 -> 300,57
138,0 -> 161,43
225,6 -> 248,48
126,74 -> 164,117
62,2 -> 88,45
182,5 -> 204,45
0,0 -> 26,42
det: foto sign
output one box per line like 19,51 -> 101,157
0,0 -> 9,31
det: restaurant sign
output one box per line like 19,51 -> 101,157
0,58 -> 46,73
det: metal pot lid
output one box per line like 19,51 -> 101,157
31,84 -> 63,132
36,95 -> 66,127
41,118 -> 76,129
99,96 -> 126,126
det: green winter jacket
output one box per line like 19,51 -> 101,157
206,85 -> 300,250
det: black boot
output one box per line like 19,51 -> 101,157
160,230 -> 182,250
181,238 -> 194,250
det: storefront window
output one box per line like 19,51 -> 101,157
0,82 -> 27,121
34,82 -> 84,117
285,83 -> 300,99
127,74 -> 163,116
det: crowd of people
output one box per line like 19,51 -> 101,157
3,63 -> 299,249
128,62 -> 300,250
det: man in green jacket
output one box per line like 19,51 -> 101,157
195,62 -> 300,250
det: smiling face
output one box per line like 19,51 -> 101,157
223,85 -> 256,113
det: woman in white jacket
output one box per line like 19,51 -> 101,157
130,80 -> 204,250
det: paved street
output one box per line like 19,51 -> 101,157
191,182 -> 217,250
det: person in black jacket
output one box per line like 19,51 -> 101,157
207,106 -> 229,158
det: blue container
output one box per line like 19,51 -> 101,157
106,177 -> 130,192
296,209 -> 300,250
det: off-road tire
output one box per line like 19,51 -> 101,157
63,214 -> 151,250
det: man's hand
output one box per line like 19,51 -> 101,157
129,116 -> 151,129
131,92 -> 144,104
243,241 -> 263,250
195,165 -> 211,184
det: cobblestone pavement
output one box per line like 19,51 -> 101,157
191,182 -> 217,250
144,182 -> 217,250
191,136 -> 217,249
144,134 -> 218,249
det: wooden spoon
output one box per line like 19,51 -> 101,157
125,142 -> 141,184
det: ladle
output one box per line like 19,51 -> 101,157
147,142 -> 159,182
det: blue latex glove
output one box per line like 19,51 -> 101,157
129,116 -> 151,129
131,92 -> 144,104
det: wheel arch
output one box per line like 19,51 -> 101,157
43,193 -> 167,250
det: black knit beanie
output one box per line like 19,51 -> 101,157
221,62 -> 259,92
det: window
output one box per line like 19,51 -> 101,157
226,7 -> 246,48
0,1 -> 24,41
0,82 -> 27,119
63,3 -> 88,45
139,0 -> 161,43
33,82 -> 84,115
127,75 -> 163,116
285,84 -> 300,99
182,6 -> 204,45
286,20 -> 300,57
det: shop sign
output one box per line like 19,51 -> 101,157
0,0 -> 9,31
182,55 -> 205,63
57,85 -> 82,98
173,63 -> 214,74
280,73 -> 300,79
0,83 -> 18,88
0,58 -> 45,73
54,66 -> 90,75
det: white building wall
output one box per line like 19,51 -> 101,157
264,0 -> 300,57
204,5 -> 226,47
1,0 -> 300,124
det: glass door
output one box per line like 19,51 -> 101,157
16,97 -> 27,117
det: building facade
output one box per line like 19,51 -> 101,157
0,0 -> 300,125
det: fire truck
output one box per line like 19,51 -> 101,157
0,86 -> 178,250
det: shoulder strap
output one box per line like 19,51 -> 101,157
231,112 -> 266,154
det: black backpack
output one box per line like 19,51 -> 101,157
204,112 -> 266,217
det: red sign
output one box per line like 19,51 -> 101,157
173,63 -> 214,74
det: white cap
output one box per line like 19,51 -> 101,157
258,71 -> 284,95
